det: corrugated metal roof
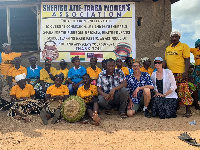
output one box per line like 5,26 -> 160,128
0,0 -> 180,4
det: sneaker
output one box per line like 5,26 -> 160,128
144,109 -> 151,118
40,109 -> 48,125
51,109 -> 61,124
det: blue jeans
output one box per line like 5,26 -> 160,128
68,83 -> 84,95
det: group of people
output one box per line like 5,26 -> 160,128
0,31 -> 199,126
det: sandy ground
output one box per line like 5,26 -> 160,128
0,105 -> 200,150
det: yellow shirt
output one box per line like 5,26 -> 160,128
8,66 -> 27,82
40,67 -> 57,83
77,84 -> 98,99
0,52 -> 21,75
86,66 -> 102,79
10,84 -> 35,100
190,48 -> 200,65
115,66 -> 129,76
46,84 -> 69,97
140,67 -> 154,76
57,68 -> 69,81
165,42 -> 190,73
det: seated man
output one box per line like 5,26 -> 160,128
97,58 -> 128,119
126,61 -> 154,118
7,57 -> 27,89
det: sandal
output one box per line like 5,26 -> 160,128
105,110 -> 111,115
80,119 -> 90,124
183,113 -> 192,118
90,120 -> 99,126
120,113 -> 127,119
178,132 -> 200,147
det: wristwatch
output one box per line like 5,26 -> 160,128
163,93 -> 167,96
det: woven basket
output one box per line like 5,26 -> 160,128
61,96 -> 86,123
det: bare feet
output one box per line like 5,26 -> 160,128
22,117 -> 31,123
13,115 -> 22,120
92,111 -> 100,123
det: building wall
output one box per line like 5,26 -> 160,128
1,0 -> 172,70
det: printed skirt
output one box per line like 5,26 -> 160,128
174,73 -> 193,105
8,99 -> 44,117
151,97 -> 178,119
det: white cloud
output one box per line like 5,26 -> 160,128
172,0 -> 200,40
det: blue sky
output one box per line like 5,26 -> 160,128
171,0 -> 200,62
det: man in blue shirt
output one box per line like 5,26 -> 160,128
126,61 -> 154,118
68,56 -> 86,94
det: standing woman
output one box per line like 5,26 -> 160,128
26,56 -> 42,89
0,43 -> 37,84
190,39 -> 200,101
151,57 -> 178,119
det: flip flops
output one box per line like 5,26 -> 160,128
178,132 -> 200,147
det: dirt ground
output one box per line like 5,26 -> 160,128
0,105 -> 200,150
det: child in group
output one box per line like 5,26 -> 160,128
77,74 -> 100,126
86,57 -> 102,85
40,73 -> 69,125
116,57 -> 129,76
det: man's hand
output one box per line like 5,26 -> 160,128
73,83 -> 79,89
103,93 -> 111,101
109,88 -> 115,100
132,87 -> 140,97
182,71 -> 188,80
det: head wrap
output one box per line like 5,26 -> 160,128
170,31 -> 181,37
195,39 -> 200,48
141,57 -> 150,64
154,57 -> 163,62
71,56 -> 80,63
55,73 -> 64,81
15,73 -> 26,83
28,56 -> 37,61
2,43 -> 10,48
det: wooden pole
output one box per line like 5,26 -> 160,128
6,7 -> 11,44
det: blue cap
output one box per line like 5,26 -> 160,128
154,57 -> 163,62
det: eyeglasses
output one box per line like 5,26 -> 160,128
133,65 -> 140,67
154,61 -> 162,64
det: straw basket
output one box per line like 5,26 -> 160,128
61,96 -> 86,123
